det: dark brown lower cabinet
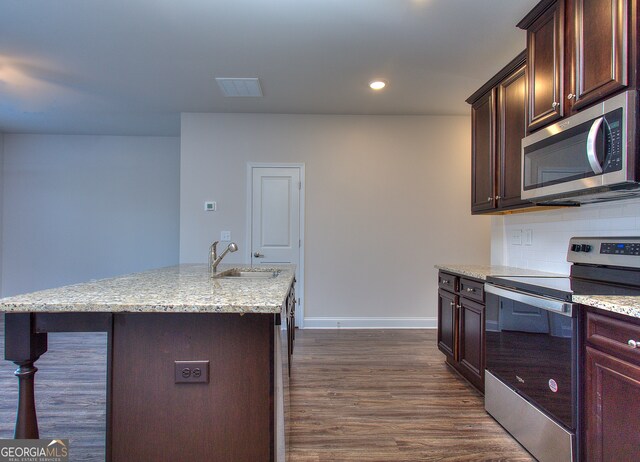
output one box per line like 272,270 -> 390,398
437,271 -> 485,393
437,288 -> 457,358
583,309 -> 640,461
585,346 -> 640,460
457,297 -> 485,391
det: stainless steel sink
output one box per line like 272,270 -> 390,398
213,269 -> 281,279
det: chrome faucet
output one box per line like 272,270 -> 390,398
209,241 -> 238,274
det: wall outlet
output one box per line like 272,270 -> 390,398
174,360 -> 210,384
204,201 -> 217,212
510,229 -> 522,246
220,230 -> 231,242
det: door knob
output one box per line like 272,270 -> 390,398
253,252 -> 265,258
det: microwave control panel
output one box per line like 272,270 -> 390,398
603,108 -> 623,173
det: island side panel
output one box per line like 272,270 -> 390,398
110,313 -> 274,462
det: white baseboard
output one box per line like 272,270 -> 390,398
302,317 -> 437,329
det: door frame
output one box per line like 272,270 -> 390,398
246,162 -> 305,328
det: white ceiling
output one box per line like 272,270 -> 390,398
0,0 -> 538,136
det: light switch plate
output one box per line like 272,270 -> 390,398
523,229 -> 533,246
220,231 -> 231,242
511,229 -> 522,246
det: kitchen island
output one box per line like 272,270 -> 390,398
0,264 -> 296,462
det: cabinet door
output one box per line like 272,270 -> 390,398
571,0 -> 628,111
497,64 -> 529,209
458,297 -> 485,392
527,0 -> 564,131
585,346 -> 640,461
437,289 -> 457,360
471,90 -> 496,213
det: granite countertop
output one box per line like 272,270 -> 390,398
0,264 -> 296,314
435,264 -> 640,320
434,264 -> 565,281
573,295 -> 640,319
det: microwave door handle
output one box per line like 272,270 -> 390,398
586,116 -> 605,174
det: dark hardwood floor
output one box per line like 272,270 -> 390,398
0,314 -> 107,461
288,329 -> 533,462
0,315 -> 533,461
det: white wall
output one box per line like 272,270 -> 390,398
181,113 -> 491,327
1,134 -> 180,297
0,133 -> 4,296
491,198 -> 640,274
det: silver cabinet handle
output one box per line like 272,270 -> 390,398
495,195 -> 501,200
586,116 -> 605,174
442,279 -> 449,284
456,305 -> 461,309
449,302 -> 455,307
552,101 -> 559,109
487,196 -> 492,202
466,288 -> 474,292
629,340 -> 639,348
253,252 -> 265,258
567,93 -> 574,100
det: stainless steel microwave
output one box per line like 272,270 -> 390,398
521,90 -> 639,204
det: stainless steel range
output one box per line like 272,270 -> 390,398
484,236 -> 640,462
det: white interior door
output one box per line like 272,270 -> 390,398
251,166 -> 303,325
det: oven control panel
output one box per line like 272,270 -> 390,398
568,237 -> 640,268
600,242 -> 640,256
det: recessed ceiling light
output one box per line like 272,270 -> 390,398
369,80 -> 387,90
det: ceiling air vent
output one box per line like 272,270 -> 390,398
215,78 -> 263,97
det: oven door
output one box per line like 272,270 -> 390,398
485,285 -> 577,431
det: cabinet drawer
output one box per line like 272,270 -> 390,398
438,271 -> 458,292
586,311 -> 640,365
460,278 -> 484,302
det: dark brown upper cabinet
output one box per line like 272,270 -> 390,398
518,0 -> 635,131
570,0 -> 629,110
519,0 -> 565,131
471,90 -> 496,213
497,64 -> 530,209
467,52 -> 532,214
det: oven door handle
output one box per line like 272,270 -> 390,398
485,284 -> 575,317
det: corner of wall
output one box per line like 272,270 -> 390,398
0,132 -> 4,297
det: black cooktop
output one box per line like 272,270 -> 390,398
486,275 -> 640,301
487,237 -> 640,301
